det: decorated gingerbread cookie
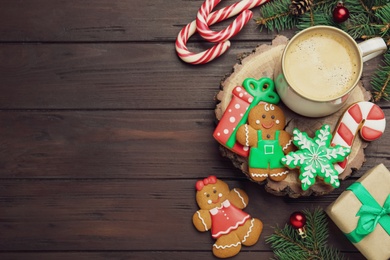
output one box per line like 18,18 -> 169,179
213,77 -> 281,157
282,124 -> 351,191
236,102 -> 294,182
214,37 -> 384,197
193,176 -> 263,258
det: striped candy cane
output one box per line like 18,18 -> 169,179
196,0 -> 253,43
175,0 -> 269,64
175,21 -> 231,65
331,101 -> 386,174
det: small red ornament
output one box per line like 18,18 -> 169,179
290,211 -> 307,238
333,1 -> 350,23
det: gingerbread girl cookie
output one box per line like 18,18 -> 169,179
193,176 -> 263,258
235,102 -> 294,182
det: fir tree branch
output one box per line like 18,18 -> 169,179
266,208 -> 346,260
371,50 -> 390,102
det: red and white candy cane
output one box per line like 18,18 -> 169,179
196,0 -> 253,43
175,0 -> 269,64
331,101 -> 386,174
176,21 -> 231,65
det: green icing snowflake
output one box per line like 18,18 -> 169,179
281,124 -> 351,191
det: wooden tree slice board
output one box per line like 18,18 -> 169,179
215,35 -> 371,198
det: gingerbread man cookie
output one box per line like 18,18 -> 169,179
235,102 -> 294,182
193,176 -> 263,258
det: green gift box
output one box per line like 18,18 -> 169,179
326,164 -> 390,260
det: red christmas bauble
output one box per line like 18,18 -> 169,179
333,2 -> 350,23
290,211 -> 306,229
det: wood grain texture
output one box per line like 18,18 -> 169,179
0,0 -> 388,259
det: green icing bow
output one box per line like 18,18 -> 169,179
226,77 -> 280,149
345,182 -> 390,243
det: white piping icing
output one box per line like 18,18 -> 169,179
242,218 -> 255,243
270,170 -> 288,177
251,173 -> 268,178
196,211 -> 208,231
283,139 -> 293,151
213,241 -> 241,249
233,188 -> 246,207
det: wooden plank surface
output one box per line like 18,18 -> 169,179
0,0 -> 388,259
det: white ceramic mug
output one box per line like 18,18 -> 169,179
275,26 -> 387,117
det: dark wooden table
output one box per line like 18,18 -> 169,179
0,1 -> 388,259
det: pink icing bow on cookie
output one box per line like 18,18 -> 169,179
196,175 -> 217,191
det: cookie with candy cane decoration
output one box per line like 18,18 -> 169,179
331,101 -> 386,175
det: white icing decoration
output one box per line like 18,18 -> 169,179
270,171 -> 288,177
233,188 -> 246,207
223,129 -> 229,135
213,242 -> 241,249
245,124 -> 249,147
235,104 -> 240,109
241,218 -> 255,243
255,120 -> 260,125
196,211 -> 208,231
251,173 -> 268,178
230,116 -> 236,123
282,139 -> 293,151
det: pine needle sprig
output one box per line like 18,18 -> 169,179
266,208 -> 346,260
371,50 -> 390,102
344,13 -> 379,39
255,0 -> 298,31
296,6 -> 336,29
256,0 -> 390,102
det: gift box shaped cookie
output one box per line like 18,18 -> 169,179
213,77 -> 280,157
326,163 -> 390,260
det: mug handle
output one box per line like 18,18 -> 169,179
358,37 -> 387,62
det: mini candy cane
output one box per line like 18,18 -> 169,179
175,0 -> 269,64
331,101 -> 386,174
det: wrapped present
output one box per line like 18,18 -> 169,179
213,77 -> 280,157
326,163 -> 390,260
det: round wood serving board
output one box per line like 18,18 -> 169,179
215,35 -> 371,198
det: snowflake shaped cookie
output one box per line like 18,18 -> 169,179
281,124 -> 351,191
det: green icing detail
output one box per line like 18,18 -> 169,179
281,124 -> 351,191
226,77 -> 280,149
